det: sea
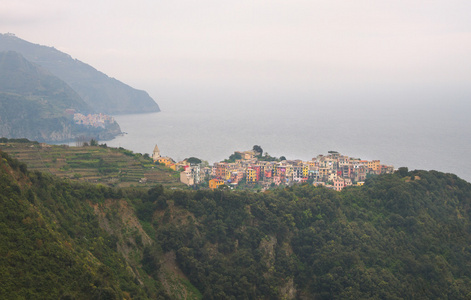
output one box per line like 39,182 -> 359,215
102,98 -> 471,183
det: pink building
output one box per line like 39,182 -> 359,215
333,178 -> 345,191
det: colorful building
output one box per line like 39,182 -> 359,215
203,149 -> 394,191
157,157 -> 175,169
214,162 -> 231,180
209,179 -> 225,190
246,168 -> 257,183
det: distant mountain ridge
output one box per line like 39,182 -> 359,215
0,51 -> 121,142
0,50 -> 90,113
0,33 -> 160,114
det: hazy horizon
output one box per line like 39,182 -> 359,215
2,1 -> 471,109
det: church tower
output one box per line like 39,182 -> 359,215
152,144 -> 161,162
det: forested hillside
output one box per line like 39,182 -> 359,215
1,149 -> 471,299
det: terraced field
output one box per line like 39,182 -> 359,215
0,141 -> 185,189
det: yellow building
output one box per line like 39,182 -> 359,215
209,179 -> 225,190
285,165 -> 293,177
302,165 -> 309,178
246,168 -> 257,183
367,160 -> 381,171
157,157 -> 175,168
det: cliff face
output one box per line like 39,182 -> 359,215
0,51 -> 121,142
0,33 -> 160,114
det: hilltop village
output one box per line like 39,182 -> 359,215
152,145 -> 395,191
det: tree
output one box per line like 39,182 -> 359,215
225,152 -> 242,163
396,167 -> 409,177
75,135 -> 87,147
187,157 -> 202,164
252,145 -> 263,156
90,139 -> 98,146
280,156 -> 286,161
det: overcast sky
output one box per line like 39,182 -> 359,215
2,0 -> 471,106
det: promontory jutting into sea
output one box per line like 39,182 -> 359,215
151,143 -> 394,190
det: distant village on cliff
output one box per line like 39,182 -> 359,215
152,145 -> 395,191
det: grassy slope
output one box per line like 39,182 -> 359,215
0,141 -> 184,189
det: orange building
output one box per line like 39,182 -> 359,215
209,179 -> 225,190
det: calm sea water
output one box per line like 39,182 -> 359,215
103,99 -> 471,183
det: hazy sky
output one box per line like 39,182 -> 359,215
2,1 -> 471,106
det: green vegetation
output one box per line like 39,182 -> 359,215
0,151 -> 149,299
253,145 -> 263,156
224,152 -> 242,163
225,148 -> 280,163
1,148 -> 471,299
0,140 -> 184,189
186,157 -> 202,164
146,171 -> 471,298
258,152 -> 282,162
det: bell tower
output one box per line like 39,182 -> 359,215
152,144 -> 161,162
